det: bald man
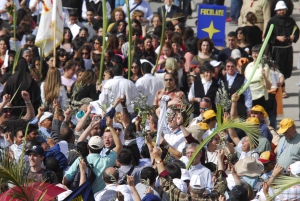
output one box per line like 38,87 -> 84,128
94,167 -> 119,200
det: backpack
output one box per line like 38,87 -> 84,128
68,157 -> 96,191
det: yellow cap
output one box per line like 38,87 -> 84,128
251,105 -> 268,117
277,118 -> 294,134
197,122 -> 209,130
202,110 -> 216,122
246,117 -> 260,125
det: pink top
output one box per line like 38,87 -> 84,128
184,52 -> 194,73
61,76 -> 77,87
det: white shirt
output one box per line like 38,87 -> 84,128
164,129 -> 186,152
0,0 -> 20,21
122,0 -> 153,22
99,76 -> 139,113
189,163 -> 213,192
40,82 -> 69,109
82,0 -> 111,20
10,143 -> 23,162
94,184 -> 117,201
135,74 -> 164,106
165,5 -> 171,12
29,0 -> 43,16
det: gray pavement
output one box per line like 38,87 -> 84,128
149,0 -> 300,129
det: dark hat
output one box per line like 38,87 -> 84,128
25,145 -> 45,156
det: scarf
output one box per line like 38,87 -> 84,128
156,95 -> 170,147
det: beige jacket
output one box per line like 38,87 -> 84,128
238,0 -> 271,33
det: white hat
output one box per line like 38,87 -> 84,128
39,112 -> 53,123
231,49 -> 241,60
235,156 -> 264,177
274,1 -> 288,11
88,136 -> 104,150
181,168 -> 190,181
173,178 -> 188,193
190,175 -> 205,190
210,60 -> 221,67
290,161 -> 300,177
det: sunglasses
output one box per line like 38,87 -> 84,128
2,108 -> 12,113
114,128 -> 122,131
81,52 -> 89,55
200,98 -> 211,103
59,53 -> 67,57
200,107 -> 209,111
164,78 -> 174,82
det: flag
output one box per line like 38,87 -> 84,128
197,4 -> 226,46
63,181 -> 95,201
156,95 -> 170,147
35,0 -> 63,57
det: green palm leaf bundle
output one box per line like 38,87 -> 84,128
267,176 -> 300,201
186,105 -> 261,169
125,0 -> 133,79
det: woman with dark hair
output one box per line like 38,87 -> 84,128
92,36 -> 102,64
0,36 -> 10,62
242,12 -> 262,46
57,48 -> 69,72
129,58 -> 142,83
106,34 -> 121,54
32,57 -> 48,81
2,58 -> 41,116
236,27 -> 251,53
131,19 -> 142,31
76,27 -> 89,41
110,20 -> 127,37
71,69 -> 99,101
117,35 -> 126,53
184,37 -> 198,73
193,38 -> 216,66
174,23 -> 185,36
78,45 -> 92,60
142,34 -> 156,60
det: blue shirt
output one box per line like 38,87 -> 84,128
65,151 -> 117,193
260,122 -> 273,142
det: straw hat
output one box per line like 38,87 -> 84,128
235,156 -> 264,177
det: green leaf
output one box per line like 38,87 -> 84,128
267,176 -> 300,200
186,117 -> 260,169
12,47 -> 22,74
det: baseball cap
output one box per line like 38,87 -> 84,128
258,151 -> 275,164
39,112 -> 53,123
25,145 -> 45,156
231,49 -> 241,60
290,161 -> 300,177
202,110 -> 216,121
251,105 -> 268,117
185,125 -> 204,143
88,136 -> 104,150
277,118 -> 294,134
210,60 -> 221,67
190,175 -> 205,190
246,117 -> 260,125
197,122 -> 209,130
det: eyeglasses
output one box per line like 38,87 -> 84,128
164,78 -> 174,82
81,52 -> 89,55
114,128 -> 122,131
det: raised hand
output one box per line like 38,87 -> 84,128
21,91 -> 30,102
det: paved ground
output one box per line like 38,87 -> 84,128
149,0 -> 300,129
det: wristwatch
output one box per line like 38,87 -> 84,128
164,144 -> 170,150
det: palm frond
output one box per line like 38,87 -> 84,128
216,81 -> 231,111
12,47 -> 22,74
216,104 -> 223,125
125,0 -> 133,79
267,176 -> 300,200
9,83 -> 22,103
187,117 -> 260,169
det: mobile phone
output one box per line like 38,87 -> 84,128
281,169 -> 290,175
121,94 -> 125,99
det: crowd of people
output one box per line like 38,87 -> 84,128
0,0 -> 300,200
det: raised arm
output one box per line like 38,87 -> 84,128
0,94 -> 10,112
107,116 -> 123,155
77,117 -> 101,142
21,91 -> 35,121
75,105 -> 92,132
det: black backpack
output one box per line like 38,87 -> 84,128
68,157 -> 96,191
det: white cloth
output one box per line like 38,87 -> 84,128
10,143 -> 23,162
0,0 -> 20,21
99,76 -> 139,113
135,74 -> 164,106
40,82 -> 68,109
94,184 -> 117,201
189,163 -> 213,192
203,129 -> 213,140
165,5 -> 171,12
29,0 -> 43,16
173,178 -> 188,193
82,0 -> 111,20
123,0 -> 153,22
156,95 -> 170,147
206,149 -> 218,165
